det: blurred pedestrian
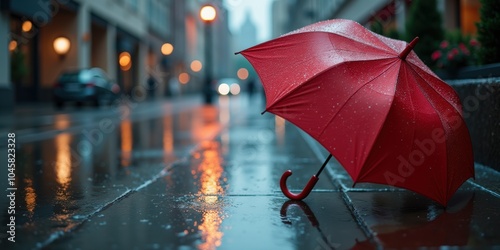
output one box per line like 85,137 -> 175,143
247,77 -> 256,98
147,75 -> 156,99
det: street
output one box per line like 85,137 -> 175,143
1,93 -> 499,249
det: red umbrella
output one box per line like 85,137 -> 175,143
236,19 -> 474,206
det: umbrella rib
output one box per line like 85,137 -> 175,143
332,31 -> 396,55
405,63 -> 453,201
266,57 -> 395,113
318,59 -> 399,138
407,62 -> 464,115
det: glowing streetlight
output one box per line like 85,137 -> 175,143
53,37 -> 71,57
200,4 -> 217,104
200,5 -> 217,22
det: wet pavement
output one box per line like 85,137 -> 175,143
1,94 -> 499,249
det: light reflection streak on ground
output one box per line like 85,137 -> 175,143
54,132 -> 73,223
24,178 -> 36,221
196,141 -> 225,249
275,116 -> 286,145
163,115 -> 174,156
120,119 -> 133,166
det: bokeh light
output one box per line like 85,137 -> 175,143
230,83 -> 241,95
161,43 -> 174,55
22,21 -> 33,32
218,83 -> 230,95
179,73 -> 190,84
9,40 -> 17,51
200,5 -> 217,22
53,37 -> 71,55
237,68 -> 249,80
191,60 -> 203,72
119,52 -> 132,71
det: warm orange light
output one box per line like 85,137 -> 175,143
191,60 -> 203,72
22,21 -> 33,32
119,52 -> 132,71
9,40 -> 17,51
161,43 -> 174,55
179,73 -> 190,84
55,133 -> 72,186
24,179 -> 36,218
53,37 -> 71,55
237,68 -> 249,80
200,5 -> 217,22
120,119 -> 133,166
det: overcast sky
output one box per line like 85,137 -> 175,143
224,0 -> 274,42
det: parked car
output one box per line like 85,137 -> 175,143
53,68 -> 121,108
216,78 -> 241,96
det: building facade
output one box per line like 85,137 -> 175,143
271,0 -> 481,38
1,0 -> 233,109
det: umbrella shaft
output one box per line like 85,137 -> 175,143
315,154 -> 333,177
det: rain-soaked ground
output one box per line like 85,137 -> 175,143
1,94 -> 499,249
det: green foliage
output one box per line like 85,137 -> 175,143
369,20 -> 384,35
405,0 -> 443,66
369,20 -> 400,40
10,49 -> 28,83
476,0 -> 500,64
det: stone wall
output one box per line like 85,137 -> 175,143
448,77 -> 500,172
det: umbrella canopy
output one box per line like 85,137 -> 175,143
237,19 -> 474,206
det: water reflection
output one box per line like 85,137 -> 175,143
280,200 -> 338,249
197,142 -> 224,203
198,210 -> 224,250
218,96 -> 230,155
55,133 -> 72,186
192,106 -> 220,142
24,178 -> 36,221
54,114 -> 71,130
275,116 -> 286,145
53,132 -> 75,224
195,140 -> 225,249
120,119 -> 133,166
218,96 -> 230,126
355,191 -> 474,248
163,115 -> 174,156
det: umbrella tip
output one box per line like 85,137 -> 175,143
399,37 -> 419,60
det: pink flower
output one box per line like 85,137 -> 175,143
440,41 -> 449,49
431,50 -> 442,61
450,48 -> 459,56
447,51 -> 455,60
459,43 -> 470,55
469,39 -> 479,47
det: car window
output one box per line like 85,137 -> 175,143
58,72 -> 80,83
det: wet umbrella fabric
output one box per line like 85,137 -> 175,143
237,19 -> 474,206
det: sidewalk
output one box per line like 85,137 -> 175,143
30,94 -> 500,249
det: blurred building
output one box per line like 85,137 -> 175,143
271,0 -> 342,38
271,0 -> 480,38
233,10 -> 257,52
0,0 -> 233,109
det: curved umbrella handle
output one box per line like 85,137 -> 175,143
280,170 -> 319,200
